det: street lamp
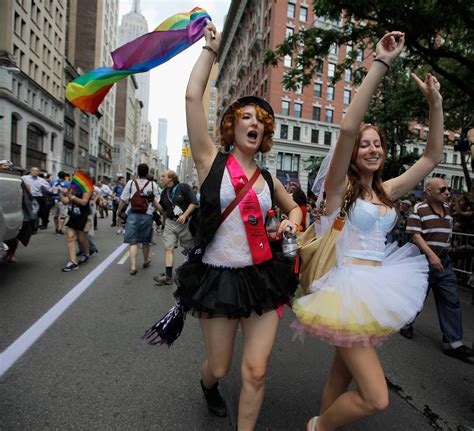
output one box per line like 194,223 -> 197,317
0,50 -> 20,74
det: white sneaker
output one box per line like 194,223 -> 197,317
116,228 -> 122,235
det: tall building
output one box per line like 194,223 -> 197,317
0,0 -> 66,174
217,0 -> 466,193
69,0 -> 119,182
118,0 -> 150,126
157,118 -> 168,167
203,63 -> 219,137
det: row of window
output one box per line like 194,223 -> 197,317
281,100 -> 335,123
280,125 -> 332,145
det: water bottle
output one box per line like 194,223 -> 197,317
265,209 -> 282,242
282,232 -> 298,258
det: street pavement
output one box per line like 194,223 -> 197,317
1,216 -> 473,431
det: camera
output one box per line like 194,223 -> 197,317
141,190 -> 155,203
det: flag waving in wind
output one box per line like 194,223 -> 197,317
66,7 -> 211,114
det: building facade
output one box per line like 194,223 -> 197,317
0,0 -> 67,175
217,0 -> 468,194
157,118 -> 168,168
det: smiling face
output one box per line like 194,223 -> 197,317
353,127 -> 385,175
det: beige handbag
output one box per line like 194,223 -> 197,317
296,190 -> 351,296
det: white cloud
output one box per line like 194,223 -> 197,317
118,1 -> 230,169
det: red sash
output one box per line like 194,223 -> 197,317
226,154 -> 272,265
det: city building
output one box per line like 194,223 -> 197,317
68,0 -> 119,182
177,135 -> 197,186
217,0 -> 468,194
203,62 -> 219,138
113,75 -> 141,180
157,118 -> 168,167
0,0 -> 67,174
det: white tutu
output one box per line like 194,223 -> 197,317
292,242 -> 429,347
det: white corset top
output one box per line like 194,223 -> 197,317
202,168 -> 272,268
343,199 -> 397,261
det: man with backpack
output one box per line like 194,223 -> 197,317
153,170 -> 198,285
118,164 -> 160,275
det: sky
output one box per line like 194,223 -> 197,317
118,0 -> 231,169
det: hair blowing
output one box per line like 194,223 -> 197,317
346,124 -> 393,210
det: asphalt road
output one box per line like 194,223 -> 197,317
1,217 -> 473,430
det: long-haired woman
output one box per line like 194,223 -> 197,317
292,31 -> 444,430
180,22 -> 302,431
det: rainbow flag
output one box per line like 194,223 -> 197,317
70,170 -> 94,195
66,7 -> 211,114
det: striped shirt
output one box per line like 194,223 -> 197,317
406,200 -> 453,254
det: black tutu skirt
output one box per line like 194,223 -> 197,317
175,256 -> 298,319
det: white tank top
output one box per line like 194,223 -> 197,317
202,168 -> 272,268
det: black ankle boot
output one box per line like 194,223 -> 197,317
200,379 -> 228,418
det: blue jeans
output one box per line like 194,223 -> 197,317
429,256 -> 464,348
76,235 -> 98,255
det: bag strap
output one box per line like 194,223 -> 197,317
134,180 -> 150,194
220,167 -> 261,225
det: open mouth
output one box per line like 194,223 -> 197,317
247,130 -> 258,141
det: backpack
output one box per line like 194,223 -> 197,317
130,180 -> 151,213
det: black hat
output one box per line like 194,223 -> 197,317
220,96 -> 274,134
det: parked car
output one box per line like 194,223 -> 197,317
0,168 -> 23,243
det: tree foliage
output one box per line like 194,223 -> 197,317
264,0 -> 473,130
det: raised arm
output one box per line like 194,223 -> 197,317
384,73 -> 444,200
185,22 -> 221,181
324,32 -> 405,212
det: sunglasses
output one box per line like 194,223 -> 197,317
438,187 -> 451,193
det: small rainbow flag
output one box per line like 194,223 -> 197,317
66,7 -> 211,114
70,170 -> 94,195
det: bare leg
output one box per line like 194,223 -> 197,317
129,244 -> 138,271
142,243 -> 150,264
238,311 -> 279,431
164,247 -> 174,267
317,346 -> 389,431
320,349 -> 352,414
200,317 -> 239,387
66,228 -> 78,263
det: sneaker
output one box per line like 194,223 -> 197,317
62,261 -> 79,272
110,223 -> 116,227
78,254 -> 89,265
200,379 -> 227,418
116,228 -> 123,235
56,229 -> 64,235
443,345 -> 474,362
89,249 -> 98,257
153,274 -> 174,285
39,225 -> 47,230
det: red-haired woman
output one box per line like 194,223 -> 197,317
292,32 -> 444,430
179,22 -> 302,431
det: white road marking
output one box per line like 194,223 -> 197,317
117,250 -> 130,265
0,243 -> 128,377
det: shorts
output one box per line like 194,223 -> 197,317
54,201 -> 68,219
162,219 -> 194,249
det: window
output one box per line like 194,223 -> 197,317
453,153 -> 458,164
344,68 -> 352,81
324,131 -> 332,145
284,55 -> 292,68
329,44 -> 338,55
293,126 -> 300,141
327,86 -> 335,101
286,27 -> 294,38
295,82 -> 303,95
316,60 -> 323,75
344,89 -> 351,104
280,124 -> 288,139
292,154 -> 300,172
313,82 -> 322,98
328,63 -> 336,78
287,2 -> 295,18
325,109 -> 334,123
311,129 -> 319,144
299,6 -> 308,22
346,44 -> 353,58
312,106 -> 321,121
294,102 -> 302,118
281,100 -> 290,116
356,47 -> 364,62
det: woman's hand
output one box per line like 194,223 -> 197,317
279,219 -> 298,236
411,72 -> 443,105
375,31 -> 405,66
204,21 -> 220,54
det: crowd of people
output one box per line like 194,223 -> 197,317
1,25 -> 473,431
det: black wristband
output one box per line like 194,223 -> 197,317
202,45 -> 218,58
374,58 -> 390,69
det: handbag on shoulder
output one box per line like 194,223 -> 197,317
296,189 -> 351,296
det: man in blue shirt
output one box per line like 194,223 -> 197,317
111,176 -> 126,228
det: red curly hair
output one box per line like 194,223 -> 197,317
219,104 -> 274,153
